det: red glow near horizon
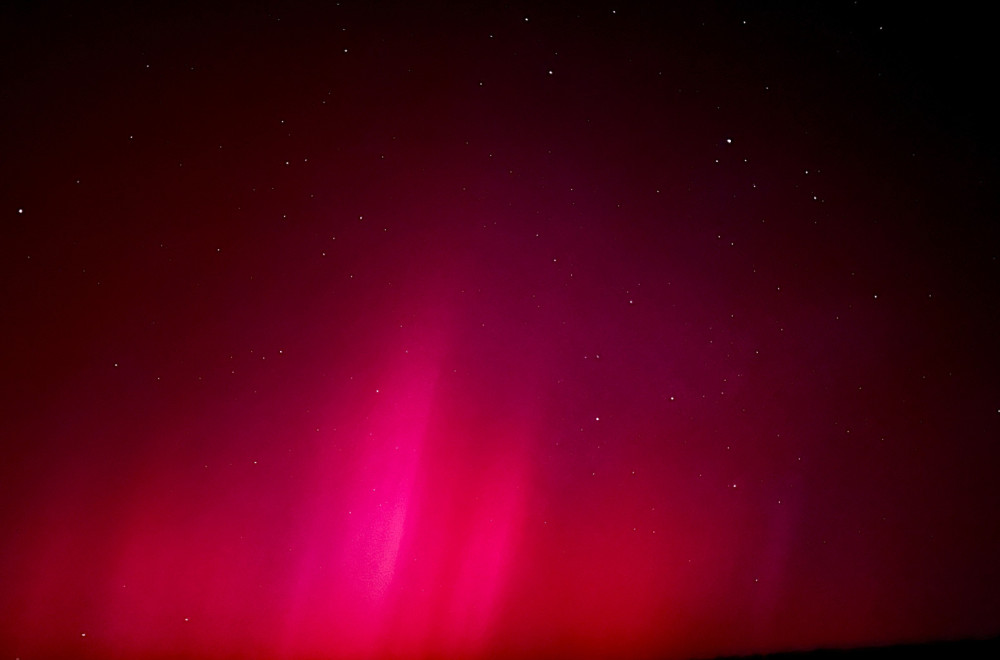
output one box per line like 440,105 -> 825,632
1,3 -> 999,659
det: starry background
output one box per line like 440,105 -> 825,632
1,2 -> 998,659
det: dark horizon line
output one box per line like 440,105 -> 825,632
703,634 -> 1000,660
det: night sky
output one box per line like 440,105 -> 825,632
2,2 -> 999,659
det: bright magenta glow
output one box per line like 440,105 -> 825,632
1,3 -> 999,660
278,355 -> 530,659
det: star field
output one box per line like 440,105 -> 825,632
1,3 -> 998,660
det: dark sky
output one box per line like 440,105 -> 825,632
1,2 -> 998,659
